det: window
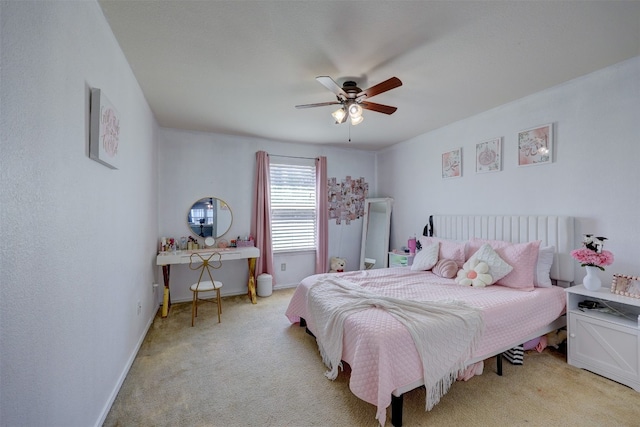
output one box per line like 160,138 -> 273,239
270,161 -> 316,252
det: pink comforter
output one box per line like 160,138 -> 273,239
285,268 -> 566,424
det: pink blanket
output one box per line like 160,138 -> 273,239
285,268 -> 566,425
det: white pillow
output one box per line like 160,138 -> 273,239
410,242 -> 440,271
534,246 -> 555,288
467,243 -> 513,284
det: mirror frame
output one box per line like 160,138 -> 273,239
359,198 -> 393,270
187,196 -> 233,239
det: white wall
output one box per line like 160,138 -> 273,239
0,2 -> 158,426
157,128 -> 378,301
1,3 -> 636,425
378,56 -> 640,285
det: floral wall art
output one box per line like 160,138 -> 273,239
442,148 -> 462,178
328,176 -> 368,224
89,88 -> 121,169
518,123 -> 552,166
476,137 -> 501,173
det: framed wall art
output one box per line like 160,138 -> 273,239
442,148 -> 461,179
518,123 -> 552,167
476,137 -> 501,173
89,88 -> 121,169
611,274 -> 640,299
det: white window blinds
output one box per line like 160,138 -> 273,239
270,162 -> 316,252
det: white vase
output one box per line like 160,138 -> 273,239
583,265 -> 602,291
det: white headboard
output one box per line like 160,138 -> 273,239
427,215 -> 575,286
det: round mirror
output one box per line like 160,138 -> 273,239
187,197 -> 233,239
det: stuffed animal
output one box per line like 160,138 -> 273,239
545,329 -> 568,348
524,329 -> 568,353
329,257 -> 346,273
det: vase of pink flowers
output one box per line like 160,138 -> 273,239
571,234 -> 614,291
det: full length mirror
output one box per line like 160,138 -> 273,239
359,198 -> 393,270
187,197 -> 233,238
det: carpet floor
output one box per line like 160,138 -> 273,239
104,288 -> 639,426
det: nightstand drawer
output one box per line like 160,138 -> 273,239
568,311 -> 640,383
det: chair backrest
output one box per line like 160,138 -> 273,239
189,252 -> 223,290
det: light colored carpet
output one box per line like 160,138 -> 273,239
104,288 -> 639,426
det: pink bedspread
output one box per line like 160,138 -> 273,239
285,268 -> 566,424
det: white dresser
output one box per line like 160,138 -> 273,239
566,285 -> 640,392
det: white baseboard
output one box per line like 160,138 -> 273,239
94,311 -> 155,427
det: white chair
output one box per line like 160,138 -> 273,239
188,252 -> 223,326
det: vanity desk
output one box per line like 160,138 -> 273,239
156,246 -> 260,317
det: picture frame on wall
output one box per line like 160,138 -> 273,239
518,123 -> 552,167
442,147 -> 462,179
89,88 -> 121,169
476,137 -> 501,173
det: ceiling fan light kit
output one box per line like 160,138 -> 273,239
296,76 -> 402,126
331,107 -> 347,123
349,106 -> 364,126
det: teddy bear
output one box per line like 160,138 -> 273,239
329,256 -> 346,273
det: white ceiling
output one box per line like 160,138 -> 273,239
98,1 -> 640,151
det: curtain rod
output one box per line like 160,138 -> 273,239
269,154 -> 318,160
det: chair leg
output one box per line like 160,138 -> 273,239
191,291 -> 197,327
216,289 -> 222,323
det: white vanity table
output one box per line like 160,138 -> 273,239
156,246 -> 260,317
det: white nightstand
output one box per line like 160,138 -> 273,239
388,251 -> 415,268
566,285 -> 640,392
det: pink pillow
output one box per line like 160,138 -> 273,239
419,236 -> 466,267
468,238 -> 540,291
432,258 -> 458,279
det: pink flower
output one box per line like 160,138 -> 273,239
571,248 -> 614,271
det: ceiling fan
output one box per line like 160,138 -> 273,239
295,76 -> 402,125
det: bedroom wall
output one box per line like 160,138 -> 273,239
157,128 -> 378,301
378,56 -> 640,286
0,2 -> 158,426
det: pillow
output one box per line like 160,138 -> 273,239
535,246 -> 555,288
468,238 -> 541,291
418,236 -> 466,268
432,258 -> 458,278
455,259 -> 494,287
466,237 -> 512,257
494,240 -> 540,290
410,242 -> 440,271
467,243 -> 513,284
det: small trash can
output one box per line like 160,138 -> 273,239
257,273 -> 273,297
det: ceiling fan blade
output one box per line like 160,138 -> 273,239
295,101 -> 342,109
360,101 -> 397,115
316,76 -> 347,98
357,77 -> 402,99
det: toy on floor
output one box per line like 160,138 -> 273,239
329,256 -> 346,273
524,329 -> 568,353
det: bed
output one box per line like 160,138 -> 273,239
285,215 -> 575,426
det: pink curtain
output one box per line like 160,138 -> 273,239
315,156 -> 328,273
251,151 -> 275,281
